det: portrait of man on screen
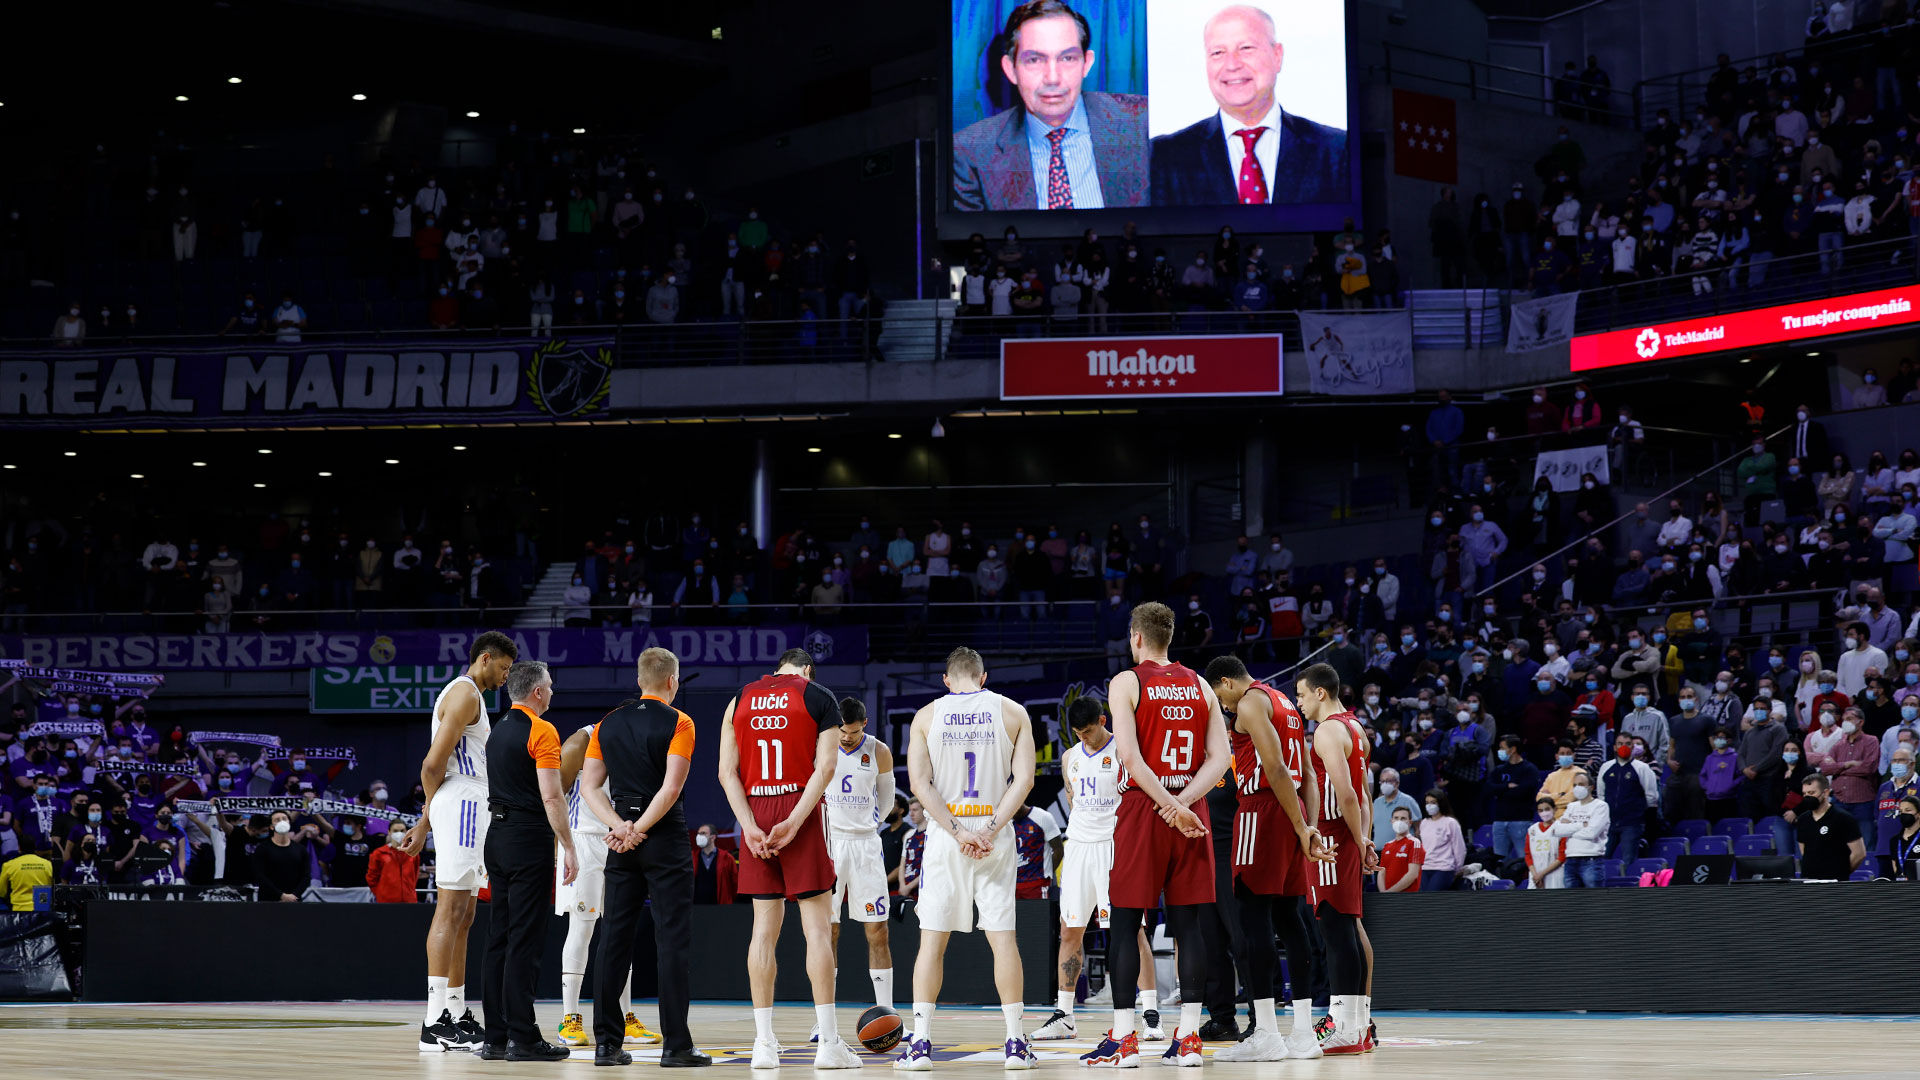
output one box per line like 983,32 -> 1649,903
952,0 -> 1151,211
1148,4 -> 1348,207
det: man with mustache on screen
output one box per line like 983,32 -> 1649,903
1149,4 -> 1348,207
952,0 -> 1150,211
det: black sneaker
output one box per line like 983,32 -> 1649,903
506,1039 -> 572,1061
419,1010 -> 462,1053
478,1042 -> 509,1060
1196,1016 -> 1241,1042
454,1009 -> 486,1050
659,1048 -> 713,1067
595,1044 -> 633,1067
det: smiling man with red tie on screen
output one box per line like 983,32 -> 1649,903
951,0 -> 1149,211
1149,5 -> 1348,207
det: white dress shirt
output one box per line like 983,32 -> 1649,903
1221,102 -> 1282,203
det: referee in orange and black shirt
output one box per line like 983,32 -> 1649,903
579,647 -> 710,1067
478,660 -> 578,1061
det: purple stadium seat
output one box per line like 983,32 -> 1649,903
1672,819 -> 1710,841
1627,858 -> 1668,878
1849,868 -> 1875,881
1471,825 -> 1492,849
1711,817 -> 1752,837
1733,833 -> 1773,857
1692,834 -> 1733,855
1651,836 -> 1690,862
1480,879 -> 1514,890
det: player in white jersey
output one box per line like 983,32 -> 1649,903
817,697 -> 897,1038
1029,697 -> 1163,1043
552,725 -> 662,1049
897,647 -> 1038,1071
399,631 -> 516,1053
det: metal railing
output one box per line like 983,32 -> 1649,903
1633,23 -> 1913,129
1377,42 -> 1636,125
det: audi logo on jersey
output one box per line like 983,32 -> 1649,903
1158,705 -> 1195,721
747,716 -> 789,730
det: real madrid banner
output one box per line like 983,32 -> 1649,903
0,626 -> 867,672
0,336 -> 614,428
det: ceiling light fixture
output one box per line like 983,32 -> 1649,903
887,433 -> 902,439
351,93 -> 367,102
385,458 -> 400,464
191,461 -> 207,467
318,471 -> 333,477
807,446 -> 822,453
465,110 -> 480,118
253,482 -> 266,488
227,76 -> 242,84
174,95 -> 189,102
63,451 -> 76,457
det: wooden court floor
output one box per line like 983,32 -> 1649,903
0,1000 -> 1912,1079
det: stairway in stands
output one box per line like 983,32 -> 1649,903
875,298 -> 957,362
513,561 -> 579,629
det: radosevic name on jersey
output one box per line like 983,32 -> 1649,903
1143,684 -> 1201,701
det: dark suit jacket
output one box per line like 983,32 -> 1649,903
1149,109 -> 1348,207
1786,418 -> 1828,463
951,91 -> 1150,211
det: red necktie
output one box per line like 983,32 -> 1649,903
1045,128 -> 1072,210
1235,127 -> 1269,205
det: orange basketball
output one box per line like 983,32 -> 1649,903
857,1006 -> 904,1053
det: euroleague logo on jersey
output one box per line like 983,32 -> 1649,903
860,753 -> 870,766
748,716 -> 789,730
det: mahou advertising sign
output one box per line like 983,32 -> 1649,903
1000,334 -> 1283,400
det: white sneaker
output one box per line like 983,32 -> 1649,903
1138,1010 -> 1165,1041
751,1038 -> 783,1069
1284,1032 -> 1323,1060
1003,1038 -> 1038,1070
1029,1010 -> 1077,1040
808,1024 -> 822,1044
1214,1029 -> 1286,1062
815,1036 -> 863,1069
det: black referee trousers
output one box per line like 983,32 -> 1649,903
594,812 -> 695,1052
482,817 -> 555,1047
1203,783 -> 1248,1020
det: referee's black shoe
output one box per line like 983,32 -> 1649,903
659,1048 -> 714,1067
507,1039 -> 572,1061
594,1044 -> 633,1067
477,1043 -> 509,1060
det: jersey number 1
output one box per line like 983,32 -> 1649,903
757,739 -> 785,780
962,750 -> 980,799
1159,730 -> 1194,773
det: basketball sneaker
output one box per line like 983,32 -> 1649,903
1213,1028 -> 1285,1062
1139,1010 -> 1165,1041
1320,1023 -> 1365,1056
1030,1010 -> 1077,1040
625,1013 -> 662,1045
894,1037 -> 934,1071
1162,1030 -> 1204,1067
809,1024 -> 821,1044
1284,1032 -> 1323,1060
1313,1014 -> 1335,1042
1079,1031 -> 1139,1068
1366,1019 -> 1378,1052
1004,1038 -> 1038,1070
556,1013 -> 589,1047
750,1038 -> 782,1070
419,1009 -> 463,1052
453,1008 -> 485,1050
815,1036 -> 863,1070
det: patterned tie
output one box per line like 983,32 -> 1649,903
1235,127 -> 1270,205
1045,127 -> 1073,210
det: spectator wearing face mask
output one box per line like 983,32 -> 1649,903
1521,796 -> 1568,888
1737,695 -> 1789,821
1837,622 -> 1889,699
1596,731 -> 1659,861
1818,704 -> 1881,848
1368,766 -> 1422,848
1548,770 -> 1608,887
1697,725 -> 1742,821
690,823 -> 739,904
1486,735 -> 1541,859
366,824 -> 421,902
1617,681 -> 1671,767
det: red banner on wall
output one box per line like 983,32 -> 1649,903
999,334 -> 1283,400
1569,284 -> 1920,371
1392,89 -> 1459,184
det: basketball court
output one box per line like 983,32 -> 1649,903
2,1000 -> 1908,1078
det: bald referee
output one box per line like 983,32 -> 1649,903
580,647 -> 712,1067
479,660 -> 577,1061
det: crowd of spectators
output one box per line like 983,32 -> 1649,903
2,130 -> 888,342
1432,20 -> 1920,297
0,693 -> 423,903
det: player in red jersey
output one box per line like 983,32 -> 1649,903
1296,661 -> 1375,1055
1204,655 -> 1331,1062
1081,602 -> 1231,1070
716,648 -> 863,1069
